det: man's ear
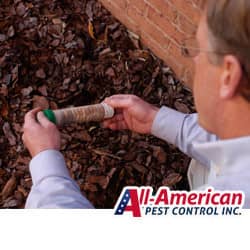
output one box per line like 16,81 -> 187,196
219,55 -> 242,99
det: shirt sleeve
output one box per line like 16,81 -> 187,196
25,149 -> 94,209
151,106 -> 218,166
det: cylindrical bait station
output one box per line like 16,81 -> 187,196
43,103 -> 114,126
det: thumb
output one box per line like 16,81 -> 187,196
37,111 -> 55,128
104,95 -> 135,109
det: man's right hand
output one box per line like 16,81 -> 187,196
103,94 -> 159,134
22,108 -> 61,158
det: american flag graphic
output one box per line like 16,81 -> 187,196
114,189 -> 130,215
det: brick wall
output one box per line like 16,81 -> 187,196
99,0 -> 203,86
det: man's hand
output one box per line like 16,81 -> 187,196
22,108 -> 61,158
102,94 -> 159,134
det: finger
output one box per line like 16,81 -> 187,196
24,108 -> 41,128
108,121 -> 128,130
37,111 -> 56,128
24,108 -> 41,124
108,113 -> 124,122
104,95 -> 137,109
114,113 -> 124,121
105,94 -> 134,100
102,120 -> 112,128
102,113 -> 125,126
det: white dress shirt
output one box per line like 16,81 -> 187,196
151,106 -> 250,208
25,150 -> 93,208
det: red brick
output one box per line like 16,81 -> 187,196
145,0 -> 177,22
113,0 -> 128,10
176,13 -> 197,36
146,5 -> 184,45
132,0 -> 148,15
129,8 -> 172,49
146,0 -> 197,36
141,31 -> 182,75
167,0 -> 201,24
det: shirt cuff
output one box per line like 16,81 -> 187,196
29,149 -> 70,186
151,106 -> 186,145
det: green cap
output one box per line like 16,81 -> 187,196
43,109 -> 57,124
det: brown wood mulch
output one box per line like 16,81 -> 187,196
0,0 -> 195,208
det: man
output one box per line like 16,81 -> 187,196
23,0 -> 250,208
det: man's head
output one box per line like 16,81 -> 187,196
193,0 -> 250,138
